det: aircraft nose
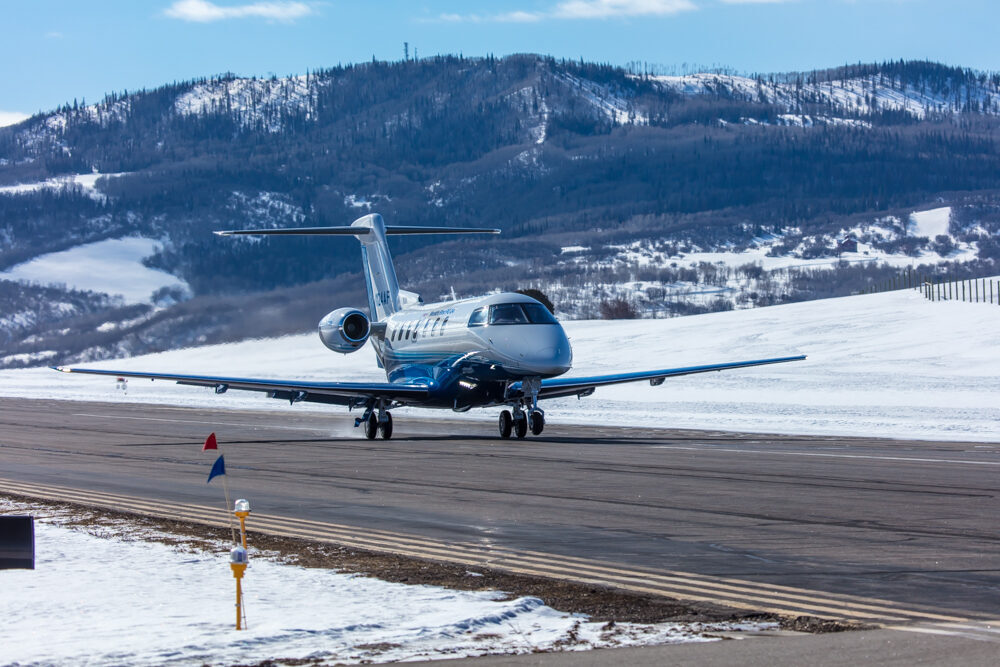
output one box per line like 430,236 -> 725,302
519,325 -> 573,376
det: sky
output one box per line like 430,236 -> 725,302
1,0 -> 997,124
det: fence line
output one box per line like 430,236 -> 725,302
856,268 -> 998,305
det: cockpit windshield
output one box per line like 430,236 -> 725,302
487,303 -> 558,325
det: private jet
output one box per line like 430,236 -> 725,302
55,214 -> 804,439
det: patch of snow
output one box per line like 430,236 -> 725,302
557,73 -> 647,125
0,110 -> 29,128
561,246 -> 590,254
910,206 -> 951,239
650,72 -> 998,119
0,171 -> 128,201
0,237 -> 190,305
345,194 -> 372,210
0,499 -> 761,664
174,75 -> 320,133
0,351 -> 57,366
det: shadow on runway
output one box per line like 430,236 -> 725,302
119,434 -> 676,448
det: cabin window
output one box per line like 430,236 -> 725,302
405,326 -> 411,340
440,317 -> 449,334
431,317 -> 441,334
467,308 -> 486,327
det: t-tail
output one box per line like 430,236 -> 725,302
215,214 -> 499,322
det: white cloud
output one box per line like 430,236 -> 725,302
434,0 -> 695,23
163,0 -> 314,23
554,0 -> 696,18
718,0 -> 796,4
0,111 -> 30,128
434,10 -> 543,23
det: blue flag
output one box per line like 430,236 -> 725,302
207,454 -> 225,483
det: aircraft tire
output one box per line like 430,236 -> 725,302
498,410 -> 513,439
380,412 -> 393,440
529,410 -> 544,436
364,413 -> 378,440
514,412 -> 528,439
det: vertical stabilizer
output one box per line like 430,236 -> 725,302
214,215 -> 499,323
352,214 -> 400,322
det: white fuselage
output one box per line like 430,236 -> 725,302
371,292 -> 573,386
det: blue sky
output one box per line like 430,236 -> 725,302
1,0 -> 996,124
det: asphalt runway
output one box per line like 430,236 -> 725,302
3,396 -> 1000,625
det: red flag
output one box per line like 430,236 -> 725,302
203,432 -> 218,451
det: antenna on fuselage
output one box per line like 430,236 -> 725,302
215,214 -> 500,321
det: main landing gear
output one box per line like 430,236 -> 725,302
498,407 -> 544,439
357,403 -> 393,440
499,376 -> 545,440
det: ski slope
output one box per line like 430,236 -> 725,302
2,288 -> 997,441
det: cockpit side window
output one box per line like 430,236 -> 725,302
468,307 -> 486,327
488,303 -> 529,325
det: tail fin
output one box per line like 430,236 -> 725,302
215,214 -> 499,322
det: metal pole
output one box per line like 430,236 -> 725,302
236,575 -> 243,630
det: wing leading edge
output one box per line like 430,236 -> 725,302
511,355 -> 807,401
51,367 -> 429,406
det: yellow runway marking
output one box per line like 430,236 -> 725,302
0,478 -> 985,625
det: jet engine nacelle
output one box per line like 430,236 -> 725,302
318,308 -> 370,353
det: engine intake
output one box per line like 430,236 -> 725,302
318,308 -> 371,353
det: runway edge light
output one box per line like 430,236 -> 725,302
230,498 -> 251,629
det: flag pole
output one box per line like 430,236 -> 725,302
221,469 -> 236,544
205,433 -> 237,543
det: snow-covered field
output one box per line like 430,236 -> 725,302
0,236 -> 189,304
0,498 -> 764,665
0,171 -> 127,200
1,288 -> 998,442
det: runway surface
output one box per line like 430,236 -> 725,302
3,397 -> 1000,628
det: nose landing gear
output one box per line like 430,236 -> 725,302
498,407 -> 544,439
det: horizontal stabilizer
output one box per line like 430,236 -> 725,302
215,226 -> 500,237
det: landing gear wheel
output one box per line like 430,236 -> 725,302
498,410 -> 513,439
529,410 -> 545,436
380,412 -> 393,440
513,412 -> 528,439
364,412 -> 378,440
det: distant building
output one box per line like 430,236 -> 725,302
837,236 -> 859,254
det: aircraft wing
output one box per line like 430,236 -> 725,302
51,367 -> 430,406
514,355 -> 807,401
